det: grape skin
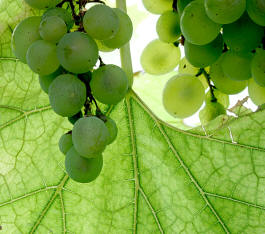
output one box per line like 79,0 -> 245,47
247,0 -> 265,26
96,40 -> 115,53
199,102 -> 226,125
206,89 -> 230,109
105,117 -> 118,145
251,49 -> 265,87
142,0 -> 172,14
25,0 -> 61,9
248,79 -> 265,105
59,133 -> 73,155
177,0 -> 193,16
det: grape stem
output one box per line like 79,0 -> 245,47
172,0 -> 178,12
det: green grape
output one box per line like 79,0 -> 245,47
156,11 -> 181,43
163,74 -> 205,118
223,14 -> 264,52
210,57 -> 247,94
39,67 -> 63,94
25,0 -> 61,9
252,49 -> 265,87
83,5 -> 119,40
206,89 -> 230,108
104,117 -> 118,145
247,0 -> 265,26
57,32 -> 99,74
221,51 -> 253,81
39,16 -> 67,43
184,34 -> 223,68
11,16 -> 41,63
141,39 -> 181,75
26,40 -> 60,75
90,65 -> 129,105
59,133 -> 73,155
102,9 -> 133,49
248,79 -> 265,105
180,0 -> 221,45
96,40 -> 115,52
68,111 -> 83,125
177,0 -> 193,15
48,74 -> 86,117
199,102 -> 226,125
65,147 -> 103,183
204,0 -> 246,24
72,117 -> 109,158
43,7 -> 74,31
142,0 -> 172,14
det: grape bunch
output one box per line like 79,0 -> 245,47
12,0 -> 133,183
142,0 -> 265,124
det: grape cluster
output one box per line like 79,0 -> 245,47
142,0 -> 265,124
12,0 -> 133,183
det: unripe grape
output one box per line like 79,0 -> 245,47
59,133 -> 73,155
206,89 -> 230,109
177,0 -> 193,16
104,117 -> 118,145
199,102 -> 226,125
248,79 -> 265,105
247,0 -> 265,26
96,40 -> 115,52
142,0 -> 172,14
251,49 -> 265,87
25,0 -> 61,9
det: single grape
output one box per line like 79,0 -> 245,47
142,0 -> 172,14
102,9 -> 133,49
156,11 -> 181,43
251,49 -> 265,87
25,0 -> 61,9
26,40 -> 60,75
104,117 -> 118,145
11,16 -> 41,63
68,111 -> 83,125
248,79 -> 265,105
90,65 -> 128,105
43,7 -> 74,31
59,133 -> 73,155
96,40 -> 115,52
247,0 -> 265,26
177,0 -> 193,15
204,0 -> 246,24
163,74 -> 205,118
48,74 -> 86,117
83,5 -> 119,40
184,34 -> 223,68
72,117 -> 110,158
210,57 -> 247,94
206,89 -> 230,108
223,14 -> 264,52
39,67 -> 63,94
180,0 -> 221,45
221,51 -> 253,81
57,32 -> 98,74
199,102 -> 226,125
141,39 -> 181,75
39,16 -> 67,43
65,147 -> 103,183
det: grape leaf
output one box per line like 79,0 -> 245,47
0,1 -> 265,233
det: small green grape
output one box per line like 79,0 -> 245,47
68,111 -> 83,125
163,74 -> 205,118
25,0 -> 61,9
142,0 -> 172,14
48,74 -> 86,117
59,133 -> 73,155
206,89 -> 230,108
90,65 -> 129,105
247,0 -> 265,26
177,0 -> 193,16
104,117 -> 118,145
251,49 -> 265,87
65,147 -> 103,183
26,40 -> 60,75
12,16 -> 41,63
199,102 -> 226,125
248,79 -> 265,105
72,117 -> 110,158
96,40 -> 115,53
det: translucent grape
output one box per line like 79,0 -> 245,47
68,111 -> 83,125
204,0 -> 246,24
25,0 -> 61,9
223,14 -> 264,52
252,49 -> 265,87
210,57 -> 247,94
65,147 -> 103,183
184,34 -> 223,68
11,16 -> 41,63
247,0 -> 265,26
248,79 -> 265,105
43,7 -> 74,31
83,5 -> 119,40
72,117 -> 109,158
104,117 -> 118,145
142,0 -> 172,14
26,40 -> 60,75
48,74 -> 86,117
206,89 -> 230,108
90,65 -> 129,105
96,40 -> 115,52
177,0 -> 193,15
221,51 -> 253,81
180,0 -> 221,45
163,74 -> 205,118
59,133 -> 73,155
199,102 -> 226,125
156,11 -> 181,43
57,32 -> 99,74
102,9 -> 133,49
141,39 -> 181,75
39,16 -> 67,43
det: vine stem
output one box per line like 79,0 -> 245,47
116,0 -> 134,88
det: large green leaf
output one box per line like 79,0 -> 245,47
0,1 -> 265,233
